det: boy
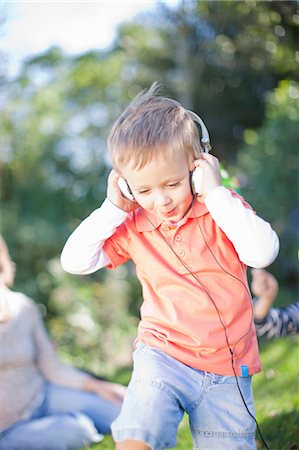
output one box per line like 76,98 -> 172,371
61,85 -> 279,450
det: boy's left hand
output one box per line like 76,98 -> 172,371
192,153 -> 222,200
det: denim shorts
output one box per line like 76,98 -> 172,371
0,383 -> 122,450
111,342 -> 256,450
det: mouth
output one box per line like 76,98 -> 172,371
161,207 -> 177,217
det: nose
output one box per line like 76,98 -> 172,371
155,189 -> 171,207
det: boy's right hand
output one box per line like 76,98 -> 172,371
107,170 -> 138,212
192,153 -> 222,200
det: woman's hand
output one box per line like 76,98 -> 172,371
107,170 -> 138,212
191,153 -> 222,200
83,377 -> 127,404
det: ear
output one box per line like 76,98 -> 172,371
189,159 -> 196,172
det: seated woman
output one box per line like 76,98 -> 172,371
0,236 -> 126,450
252,268 -> 299,339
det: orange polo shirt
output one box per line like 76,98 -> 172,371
103,194 -> 262,376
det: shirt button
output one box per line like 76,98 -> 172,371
178,249 -> 185,257
175,234 -> 182,241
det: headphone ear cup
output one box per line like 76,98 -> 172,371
191,167 -> 203,195
117,177 -> 135,202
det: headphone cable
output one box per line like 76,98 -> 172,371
139,204 -> 269,449
192,206 -> 269,448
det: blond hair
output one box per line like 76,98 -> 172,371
107,83 -> 202,172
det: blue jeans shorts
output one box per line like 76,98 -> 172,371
0,383 -> 121,450
112,342 -> 256,450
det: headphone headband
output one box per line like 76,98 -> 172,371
186,110 -> 212,153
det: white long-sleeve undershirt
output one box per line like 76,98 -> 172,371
204,187 -> 279,268
61,199 -> 128,274
60,187 -> 279,275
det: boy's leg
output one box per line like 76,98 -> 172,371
188,373 -> 257,450
111,343 -> 185,450
45,383 -> 122,434
0,413 -> 103,450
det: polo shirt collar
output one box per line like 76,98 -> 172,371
134,199 -> 208,232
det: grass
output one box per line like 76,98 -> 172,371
83,335 -> 299,450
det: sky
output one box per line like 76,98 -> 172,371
1,0 -> 179,77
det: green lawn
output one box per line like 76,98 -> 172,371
84,335 -> 299,450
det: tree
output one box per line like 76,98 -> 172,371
0,46 -> 140,374
0,46 -> 121,304
113,0 -> 299,161
237,80 -> 299,288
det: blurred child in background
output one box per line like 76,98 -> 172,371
252,268 -> 299,339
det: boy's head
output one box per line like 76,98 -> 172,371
108,83 -> 202,173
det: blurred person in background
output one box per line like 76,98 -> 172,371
0,235 -> 125,450
252,268 -> 299,339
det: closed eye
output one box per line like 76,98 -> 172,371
137,189 -> 151,195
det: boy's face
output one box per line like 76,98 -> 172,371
121,150 -> 194,223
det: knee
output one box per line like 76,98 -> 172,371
0,414 -> 103,450
115,440 -> 151,450
59,413 -> 103,448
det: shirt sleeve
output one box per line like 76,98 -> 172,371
204,187 -> 279,268
29,299 -> 91,389
254,301 -> 299,339
60,199 -> 129,274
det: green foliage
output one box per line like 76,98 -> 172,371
47,259 -> 139,377
0,46 -> 118,305
237,80 -> 299,287
115,0 -> 299,162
